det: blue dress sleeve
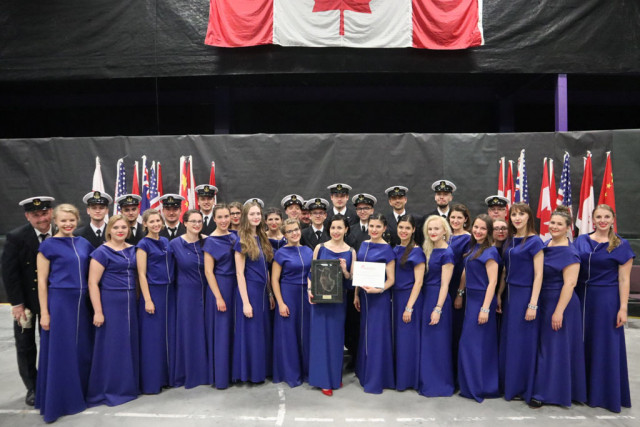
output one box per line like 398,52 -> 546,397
274,248 -> 286,266
613,237 -> 636,264
442,247 -> 455,265
479,246 -> 500,265
38,238 -> 55,260
528,236 -> 544,257
90,246 -> 109,267
383,245 -> 395,263
136,238 -> 150,253
233,237 -> 242,253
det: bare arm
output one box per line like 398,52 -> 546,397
204,252 -> 226,312
235,251 -> 252,318
454,269 -> 467,310
551,263 -> 579,331
88,259 -> 106,326
37,253 -> 51,330
136,248 -> 155,314
271,261 -> 289,317
525,250 -> 544,321
496,268 -> 506,313
430,263 -> 453,325
617,259 -> 632,328
478,259 -> 498,324
402,262 -> 425,323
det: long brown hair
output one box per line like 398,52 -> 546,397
449,203 -> 471,232
465,214 -> 494,260
397,214 -> 417,267
592,204 -> 620,252
239,202 -> 274,262
508,202 -> 537,245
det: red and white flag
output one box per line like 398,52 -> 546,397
189,156 -> 198,212
548,158 -> 557,212
132,161 -> 140,196
576,152 -> 594,235
597,151 -> 616,232
505,160 -> 514,206
92,157 -> 106,194
179,157 -> 190,220
156,162 -> 164,200
536,158 -> 552,241
205,0 -> 483,49
497,157 -> 505,197
209,161 -> 217,204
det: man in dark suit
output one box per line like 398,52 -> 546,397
421,180 -> 457,246
325,183 -> 359,227
485,195 -> 509,222
73,190 -> 112,248
115,194 -> 144,245
384,185 -> 412,247
349,193 -> 377,251
158,194 -> 186,240
281,193 -> 305,223
196,184 -> 217,235
1,196 -> 54,406
301,198 -> 330,250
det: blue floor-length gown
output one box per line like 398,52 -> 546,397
35,236 -> 94,422
575,233 -> 634,412
137,236 -> 175,394
458,244 -> 500,402
499,235 -> 543,402
87,245 -> 139,407
419,247 -> 455,397
272,245 -> 313,387
531,242 -> 586,406
392,245 -> 425,391
355,241 -> 395,394
308,246 -> 352,390
233,236 -> 272,383
448,233 -> 471,381
170,236 -> 209,388
203,233 -> 237,389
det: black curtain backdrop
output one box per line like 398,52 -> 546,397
0,130 -> 637,238
1,0 -> 639,81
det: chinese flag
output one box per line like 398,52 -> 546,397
597,151 -> 617,232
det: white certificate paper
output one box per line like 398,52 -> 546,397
352,261 -> 386,289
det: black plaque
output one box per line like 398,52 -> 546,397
311,259 -> 343,304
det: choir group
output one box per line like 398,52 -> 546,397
2,180 -> 634,423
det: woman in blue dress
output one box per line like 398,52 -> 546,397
272,218 -> 314,387
497,202 -> 543,403
265,207 -> 287,253
137,208 -> 175,394
170,209 -> 209,389
391,214 -> 425,392
448,203 -> 471,382
457,214 -> 500,402
87,214 -> 139,406
308,213 -> 355,396
35,204 -> 93,422
419,215 -> 455,397
575,204 -> 634,413
354,213 -> 395,394
530,206 -> 586,407
233,200 -> 275,383
203,204 -> 237,389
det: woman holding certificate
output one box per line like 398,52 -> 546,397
354,213 -> 395,394
308,211 -> 355,396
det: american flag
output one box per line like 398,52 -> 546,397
149,161 -> 160,209
514,149 -> 529,204
556,152 -> 572,208
114,158 -> 127,215
140,156 -> 150,213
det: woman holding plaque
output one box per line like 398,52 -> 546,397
354,213 -> 396,394
447,203 -> 471,381
308,213 -> 355,396
272,219 -> 313,387
497,202 -> 544,403
456,215 -> 500,402
419,215 -> 455,397
35,204 -> 93,422
233,200 -> 275,383
391,214 -> 425,391
87,215 -> 139,406
574,204 -> 634,413
171,209 -> 209,389
203,204 -> 237,389
137,208 -> 175,394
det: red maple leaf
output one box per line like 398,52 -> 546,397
313,0 -> 373,36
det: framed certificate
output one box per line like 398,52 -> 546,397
311,260 -> 343,303
352,261 -> 386,289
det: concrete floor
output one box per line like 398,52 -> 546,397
0,304 -> 637,426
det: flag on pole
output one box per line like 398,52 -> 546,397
149,161 -> 161,209
536,158 -> 552,241
132,161 -> 140,196
514,149 -> 529,204
576,152 -> 595,235
497,157 -> 505,197
548,158 -> 557,212
597,151 -> 617,232
505,160 -> 515,206
92,157 -> 106,193
156,162 -> 164,199
556,152 -> 574,238
188,155 -> 198,211
205,0 -> 483,50
141,156 -> 150,213
209,161 -> 217,204
114,158 -> 127,215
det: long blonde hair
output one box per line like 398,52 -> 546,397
593,204 -> 620,252
422,215 -> 452,267
239,202 -> 274,262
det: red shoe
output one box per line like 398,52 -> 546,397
321,389 -> 333,397
340,382 -> 343,388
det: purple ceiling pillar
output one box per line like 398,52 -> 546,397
555,74 -> 568,131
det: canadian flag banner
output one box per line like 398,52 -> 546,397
205,0 -> 483,49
